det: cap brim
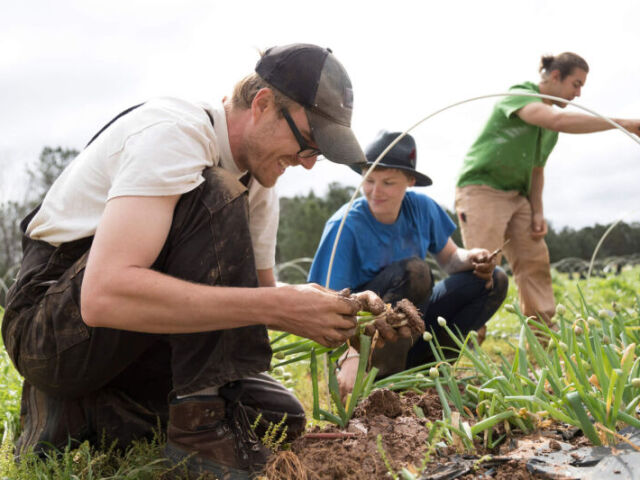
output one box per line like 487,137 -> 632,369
307,110 -> 366,165
349,161 -> 433,187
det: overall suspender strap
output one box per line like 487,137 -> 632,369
85,103 -> 145,148
85,103 -> 216,148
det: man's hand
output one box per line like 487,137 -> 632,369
269,284 -> 360,348
468,248 -> 497,289
531,212 -> 548,240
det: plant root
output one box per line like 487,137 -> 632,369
263,449 -> 311,480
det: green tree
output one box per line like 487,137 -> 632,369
0,147 -> 78,305
26,146 -> 79,206
0,201 -> 28,303
276,183 -> 356,283
546,221 -> 640,265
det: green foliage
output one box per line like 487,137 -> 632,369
0,392 -> 171,480
1,270 -> 640,476
26,147 -> 79,205
274,180 -> 640,287
260,413 -> 289,452
0,201 -> 29,305
309,334 -> 379,428
276,182 -> 356,283
376,434 -> 398,480
403,270 -> 640,448
546,221 -> 640,263
0,147 -> 78,306
0,308 -> 21,441
0,434 -> 172,479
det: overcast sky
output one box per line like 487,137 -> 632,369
2,0 -> 639,229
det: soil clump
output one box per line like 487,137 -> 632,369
264,388 -> 582,479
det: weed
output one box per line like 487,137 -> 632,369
261,414 -> 289,452
376,434 -> 397,480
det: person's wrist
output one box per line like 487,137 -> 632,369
337,352 -> 360,369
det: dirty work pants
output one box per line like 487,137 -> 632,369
2,166 -> 305,448
357,257 -> 508,371
455,184 -> 556,322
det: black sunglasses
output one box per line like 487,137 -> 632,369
281,108 -> 321,158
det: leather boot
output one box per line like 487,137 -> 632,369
165,395 -> 271,480
15,381 -> 93,456
93,387 -> 168,448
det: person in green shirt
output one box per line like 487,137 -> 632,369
455,52 -> 640,330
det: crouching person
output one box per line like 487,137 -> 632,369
307,131 -> 509,399
2,43 -> 373,479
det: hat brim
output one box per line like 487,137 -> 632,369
349,161 -> 433,187
307,110 -> 366,165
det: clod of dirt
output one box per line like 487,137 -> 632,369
387,299 -> 424,336
340,290 -> 423,353
353,388 -> 403,418
360,298 -> 424,342
548,439 -> 561,451
339,288 -> 386,315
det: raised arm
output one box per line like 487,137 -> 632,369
517,103 -> 640,134
80,195 -> 359,346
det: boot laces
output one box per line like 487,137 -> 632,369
230,401 -> 263,455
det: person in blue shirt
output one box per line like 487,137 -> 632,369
308,131 -> 508,395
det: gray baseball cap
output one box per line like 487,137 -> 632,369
255,43 -> 365,165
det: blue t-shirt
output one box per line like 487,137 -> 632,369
308,191 -> 456,290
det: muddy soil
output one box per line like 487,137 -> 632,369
264,388 -> 587,480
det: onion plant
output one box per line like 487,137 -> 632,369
269,315 -> 383,428
310,334 -> 379,427
269,283 -> 640,447
390,293 -> 640,447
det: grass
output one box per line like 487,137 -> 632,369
482,265 -> 640,355
0,266 -> 639,477
0,433 -> 171,480
409,266 -> 640,448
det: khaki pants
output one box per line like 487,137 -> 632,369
455,185 -> 555,322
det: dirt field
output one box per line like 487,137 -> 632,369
263,388 -> 592,479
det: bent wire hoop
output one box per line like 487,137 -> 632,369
324,92 -> 640,288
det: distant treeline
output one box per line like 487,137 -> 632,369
276,183 -> 640,284
1,147 -> 80,306
1,147 -> 639,305
545,223 -> 640,263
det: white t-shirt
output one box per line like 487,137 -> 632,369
26,97 -> 279,270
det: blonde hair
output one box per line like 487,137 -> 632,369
362,165 -> 415,182
230,72 -> 297,111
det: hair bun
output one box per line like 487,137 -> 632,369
539,54 -> 555,73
